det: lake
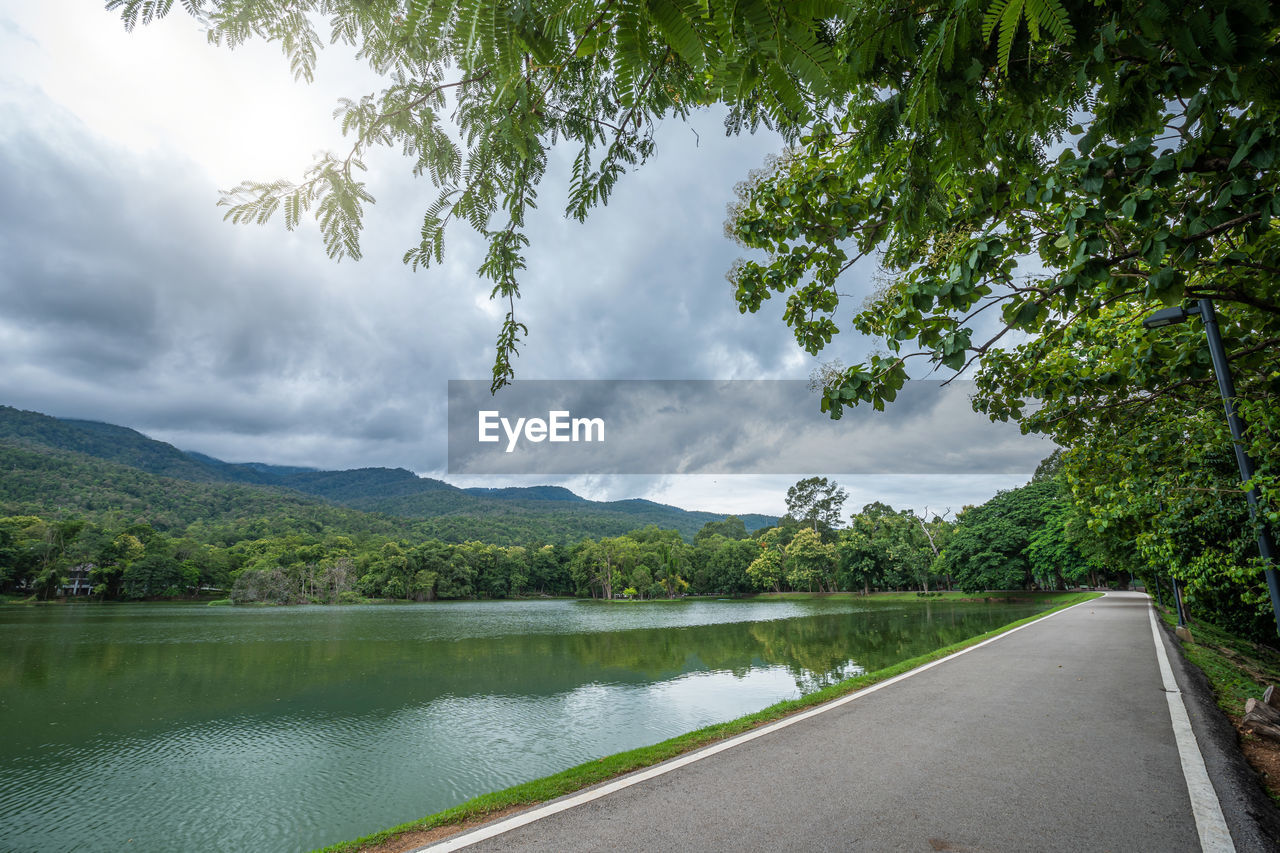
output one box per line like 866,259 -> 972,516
0,597 -> 1051,852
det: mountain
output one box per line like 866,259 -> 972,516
0,405 -> 776,544
0,439 -> 415,543
463,485 -> 583,501
0,408 -> 223,482
184,451 -> 320,481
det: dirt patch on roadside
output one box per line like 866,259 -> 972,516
1237,720 -> 1280,803
359,805 -> 532,853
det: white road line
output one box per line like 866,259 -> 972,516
417,595 -> 1097,852
1147,604 -> 1236,852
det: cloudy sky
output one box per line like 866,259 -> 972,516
0,2 -> 1047,517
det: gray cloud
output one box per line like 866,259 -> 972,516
0,91 -> 822,475
0,91 -> 495,468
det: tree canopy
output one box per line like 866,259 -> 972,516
718,0 -> 1278,630
784,476 -> 848,537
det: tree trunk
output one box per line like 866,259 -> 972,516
1245,697 -> 1280,729
1243,698 -> 1280,743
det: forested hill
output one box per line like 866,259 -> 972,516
0,406 -> 774,544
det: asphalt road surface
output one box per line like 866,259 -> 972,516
421,592 -> 1280,852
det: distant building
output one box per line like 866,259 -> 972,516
60,563 -> 95,596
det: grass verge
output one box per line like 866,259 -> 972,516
747,589 -> 1097,603
313,591 -> 1100,853
1157,607 -> 1280,804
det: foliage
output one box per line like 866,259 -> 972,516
730,1 -> 1278,422
721,0 -> 1279,634
936,477 -> 1111,593
837,501 -> 950,594
1066,420 -> 1279,640
783,476 -> 848,539
0,411 -> 798,604
982,0 -> 1075,74
693,516 -> 749,544
691,535 -> 757,595
783,526 -> 836,592
744,528 -> 783,593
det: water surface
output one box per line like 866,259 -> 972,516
0,597 -> 1050,852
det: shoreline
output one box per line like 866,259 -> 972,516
2,589 -> 1100,608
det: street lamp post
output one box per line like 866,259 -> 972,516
1143,299 -> 1280,637
1171,574 -> 1188,629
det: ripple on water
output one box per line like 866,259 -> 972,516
0,667 -> 807,852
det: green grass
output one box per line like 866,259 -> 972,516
862,590 -> 1060,602
593,597 -> 690,605
1157,608 -> 1280,719
1157,607 -> 1280,806
312,591 -> 1100,853
747,590 -> 1081,603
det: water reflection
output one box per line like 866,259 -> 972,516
0,598 -> 1047,852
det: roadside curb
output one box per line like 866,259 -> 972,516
1155,612 -> 1280,851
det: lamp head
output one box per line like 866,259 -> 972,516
1142,306 -> 1191,329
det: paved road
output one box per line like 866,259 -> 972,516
424,593 -> 1280,852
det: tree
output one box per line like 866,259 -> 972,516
1026,500 -> 1098,590
630,565 -> 653,599
722,0 -> 1278,624
937,480 -> 1064,592
123,548 -> 185,598
91,532 -> 144,599
694,516 -> 749,545
836,502 -> 945,593
325,555 -> 358,600
503,546 -> 530,596
731,2 -> 1277,413
784,477 -> 848,538
570,537 -> 631,600
836,525 -> 881,595
784,527 -> 835,592
707,538 -> 758,594
369,542 -> 412,599
654,538 -> 689,598
1061,405 -> 1277,637
944,515 -> 1030,593
746,530 -> 785,593
887,526 -> 932,594
438,548 -> 477,599
32,563 -> 66,600
528,544 -> 570,595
